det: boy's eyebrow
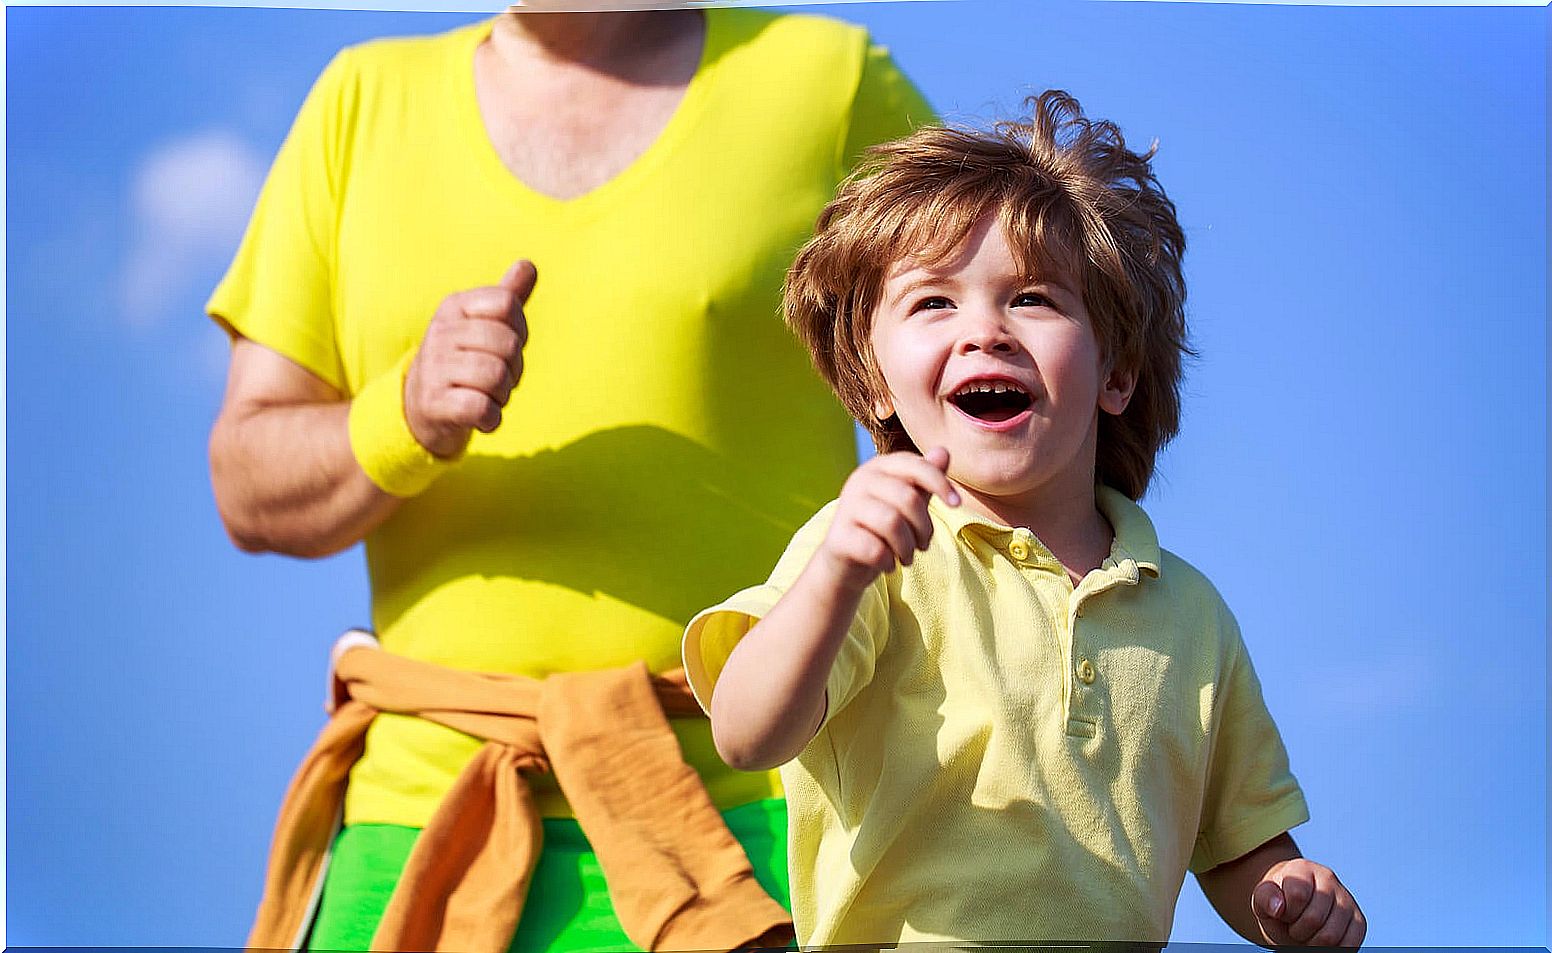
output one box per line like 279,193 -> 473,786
1029,275 -> 1082,303
884,274 -> 944,307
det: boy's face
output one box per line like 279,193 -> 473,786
868,212 -> 1135,512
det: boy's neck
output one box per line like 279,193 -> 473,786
953,479 -> 1114,585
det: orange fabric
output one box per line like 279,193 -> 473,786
247,639 -> 792,952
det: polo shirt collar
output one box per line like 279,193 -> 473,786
1096,485 -> 1162,580
929,484 -> 1163,580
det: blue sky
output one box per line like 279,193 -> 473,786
5,0 -> 1545,947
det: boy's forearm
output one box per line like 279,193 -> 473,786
709,552 -> 868,771
1197,832 -> 1301,946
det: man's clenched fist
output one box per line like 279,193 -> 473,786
404,260 -> 536,458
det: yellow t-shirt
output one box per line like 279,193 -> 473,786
207,10 -> 933,827
684,488 -> 1310,945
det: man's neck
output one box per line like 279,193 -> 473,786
493,10 -> 700,75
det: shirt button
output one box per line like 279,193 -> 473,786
1076,658 -> 1096,684
1009,528 -> 1033,562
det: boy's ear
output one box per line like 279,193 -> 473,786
870,374 -> 896,421
1099,363 -> 1137,416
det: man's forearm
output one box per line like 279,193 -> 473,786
210,399 -> 403,558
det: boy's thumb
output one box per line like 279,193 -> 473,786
500,259 -> 539,302
923,446 -> 951,471
1251,880 -> 1285,921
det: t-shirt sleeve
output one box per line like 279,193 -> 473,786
682,501 -> 890,723
205,48 -> 356,392
1190,619 -> 1311,873
839,41 -> 936,172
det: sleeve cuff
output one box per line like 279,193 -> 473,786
347,351 -> 452,498
681,587 -> 783,715
1190,792 -> 1311,873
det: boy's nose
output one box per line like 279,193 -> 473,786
956,313 -> 1019,355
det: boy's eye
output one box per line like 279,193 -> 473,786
913,296 -> 952,312
1013,292 -> 1053,308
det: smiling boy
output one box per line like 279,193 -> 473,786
680,92 -> 1365,947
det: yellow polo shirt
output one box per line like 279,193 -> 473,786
208,10 -> 933,827
684,487 -> 1309,945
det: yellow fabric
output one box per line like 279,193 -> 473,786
207,10 -> 933,827
347,350 -> 452,497
684,487 -> 1310,945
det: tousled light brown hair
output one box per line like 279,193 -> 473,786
783,90 -> 1191,500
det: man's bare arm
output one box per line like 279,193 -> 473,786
208,260 -> 535,558
209,338 -> 401,558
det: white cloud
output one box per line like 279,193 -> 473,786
119,130 -> 265,329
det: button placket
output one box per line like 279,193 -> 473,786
1065,593 -> 1098,737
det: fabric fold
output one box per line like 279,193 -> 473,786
245,636 -> 792,953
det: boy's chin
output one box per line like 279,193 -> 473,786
947,468 -> 1043,502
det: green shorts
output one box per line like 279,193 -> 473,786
307,797 -> 790,952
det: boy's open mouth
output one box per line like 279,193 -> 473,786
949,381 -> 1033,422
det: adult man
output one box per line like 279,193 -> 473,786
208,5 -> 930,950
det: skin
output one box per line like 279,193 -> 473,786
710,211 -> 1365,947
208,11 -> 703,556
1201,833 -> 1367,948
476,9 -> 704,200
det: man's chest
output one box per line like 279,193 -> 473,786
483,90 -> 689,199
473,43 -> 698,200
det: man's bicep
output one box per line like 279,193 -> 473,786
220,335 -> 344,417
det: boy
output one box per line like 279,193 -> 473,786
680,91 -> 1365,947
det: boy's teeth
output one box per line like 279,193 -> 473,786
955,381 -> 1025,396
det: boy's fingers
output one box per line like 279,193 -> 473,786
1339,909 -> 1367,948
1251,880 -> 1285,923
878,452 -> 960,506
1285,882 -> 1335,943
914,448 -> 958,504
858,500 -> 917,568
1277,868 -> 1316,922
1309,905 -> 1354,947
868,480 -> 934,552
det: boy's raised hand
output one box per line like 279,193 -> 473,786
1252,858 -> 1366,948
817,447 -> 960,591
405,259 -> 536,458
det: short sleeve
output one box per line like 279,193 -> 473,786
205,48 -> 356,392
840,42 -> 936,172
1190,624 -> 1311,872
682,501 -> 889,723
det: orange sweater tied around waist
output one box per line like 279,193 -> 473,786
246,631 -> 793,952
